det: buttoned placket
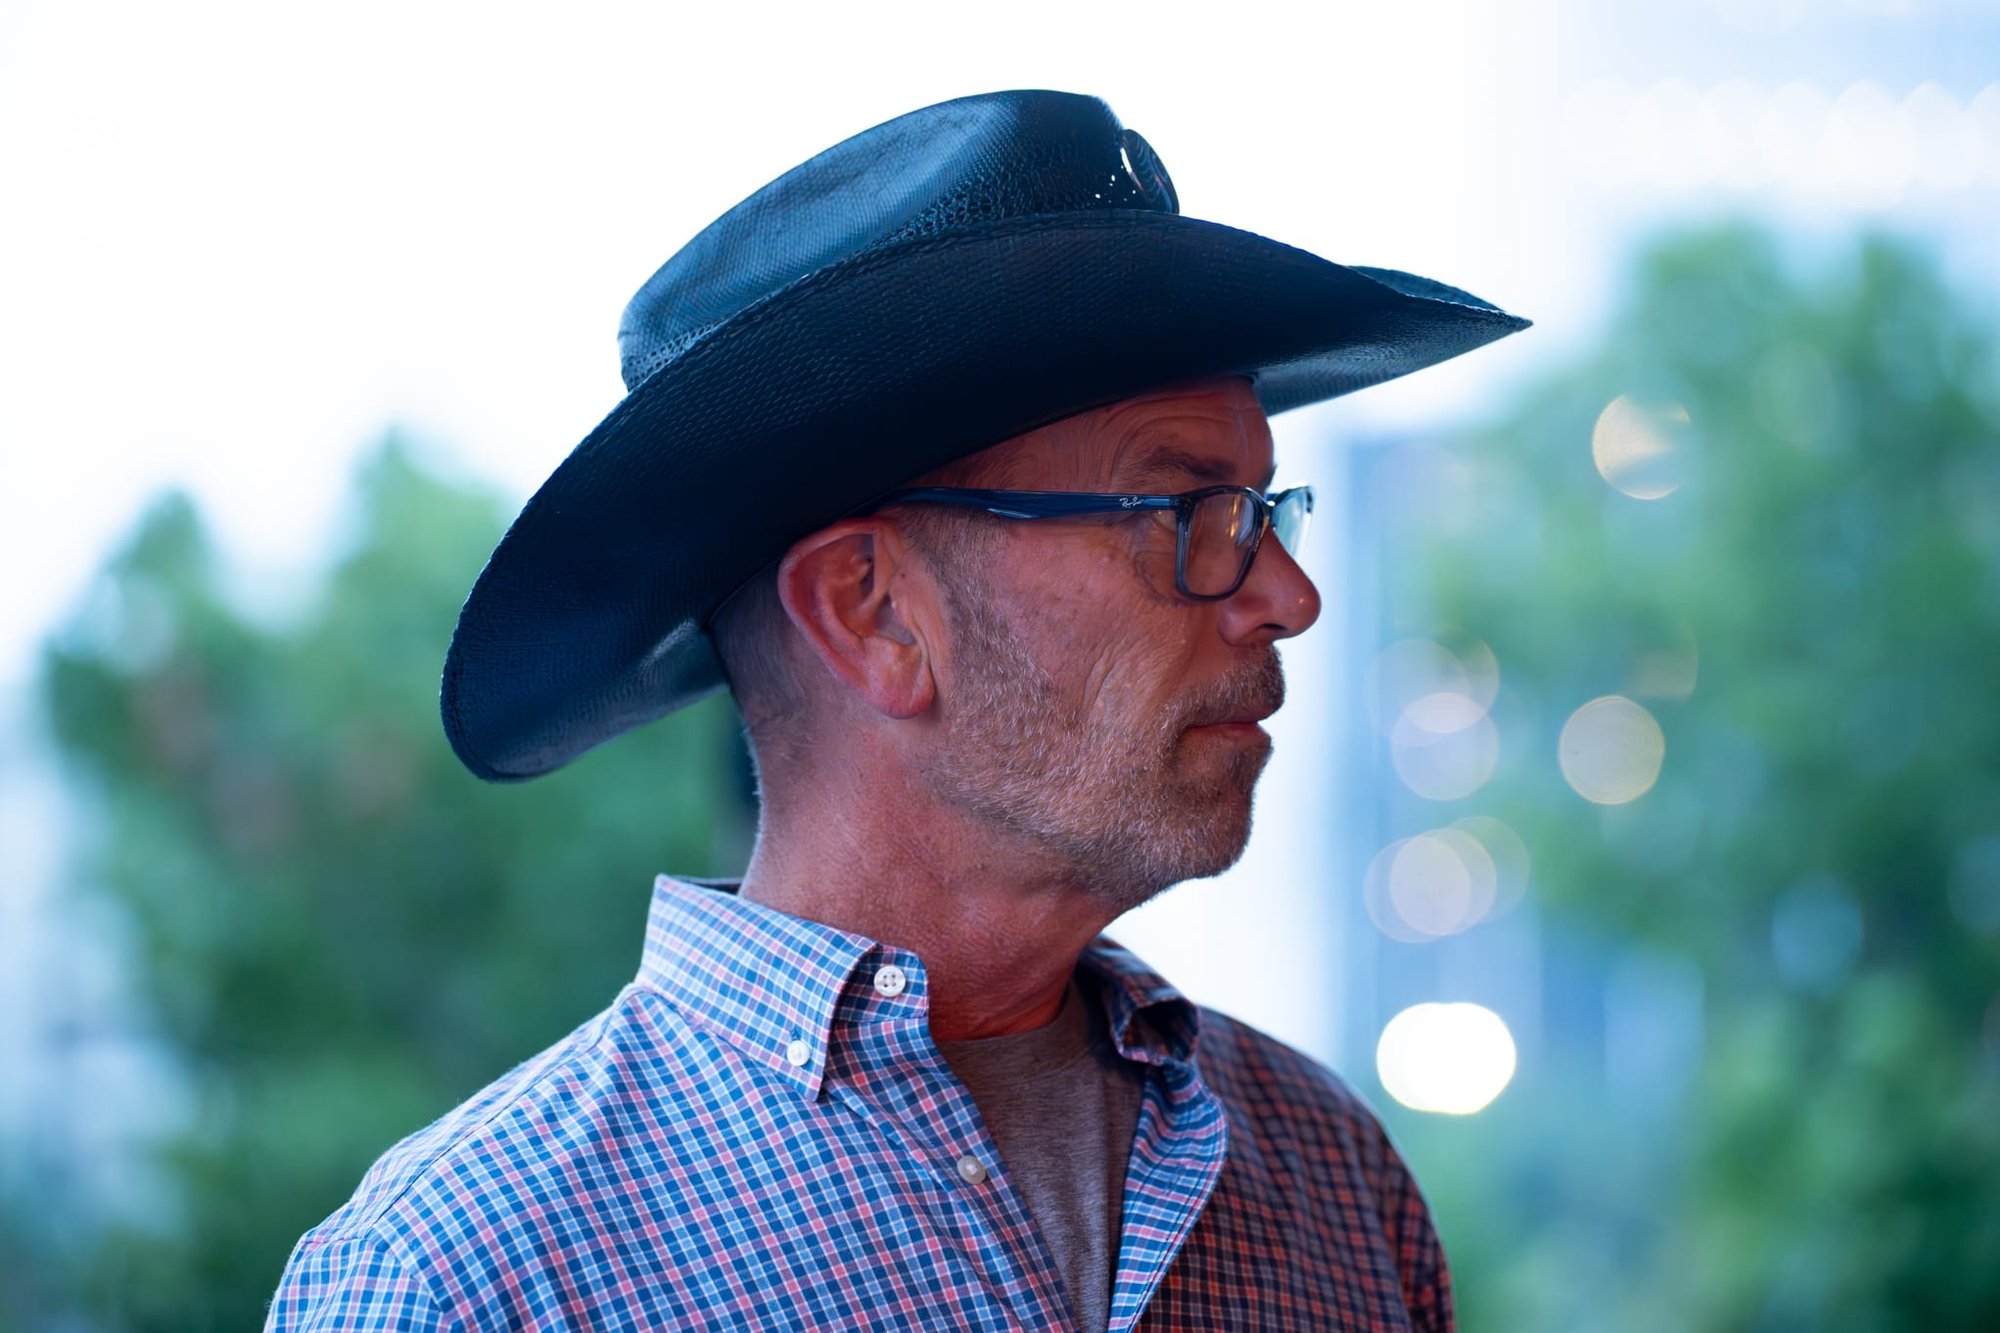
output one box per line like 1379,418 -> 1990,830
819,949 -> 1092,1331
635,883 -> 1237,1331
811,950 -> 1232,1333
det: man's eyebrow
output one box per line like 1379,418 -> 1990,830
1121,444 -> 1278,491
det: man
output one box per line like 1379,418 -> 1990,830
269,90 -> 1525,1330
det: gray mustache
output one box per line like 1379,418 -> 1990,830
1180,654 -> 1286,730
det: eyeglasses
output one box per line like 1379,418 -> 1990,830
877,483 -> 1314,601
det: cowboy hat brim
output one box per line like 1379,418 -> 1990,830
442,208 -> 1527,781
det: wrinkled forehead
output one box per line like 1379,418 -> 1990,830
967,376 -> 1277,491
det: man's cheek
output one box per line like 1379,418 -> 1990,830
1078,639 -> 1182,730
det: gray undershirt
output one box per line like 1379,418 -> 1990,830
936,975 -> 1148,1333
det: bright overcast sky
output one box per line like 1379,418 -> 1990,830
3,0 -> 1994,686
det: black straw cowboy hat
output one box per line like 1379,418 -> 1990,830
441,89 -> 1529,781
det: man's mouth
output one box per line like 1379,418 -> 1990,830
1183,710 -> 1277,742
1179,655 -> 1286,736
1184,698 -> 1281,732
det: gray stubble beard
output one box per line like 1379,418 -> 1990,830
918,571 -> 1278,917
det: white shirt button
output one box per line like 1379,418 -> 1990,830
955,1154 -> 988,1185
872,964 -> 908,998
785,1038 -> 810,1067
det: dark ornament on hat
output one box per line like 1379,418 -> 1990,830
442,89 -> 1529,782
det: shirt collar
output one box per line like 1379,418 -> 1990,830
1077,935 -> 1204,1067
636,876 -> 879,1101
636,876 -> 1204,1101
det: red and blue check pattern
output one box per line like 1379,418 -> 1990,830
267,877 -> 1452,1330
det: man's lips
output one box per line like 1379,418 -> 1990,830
1187,701 -> 1279,728
1185,713 -> 1275,737
1180,660 -> 1285,736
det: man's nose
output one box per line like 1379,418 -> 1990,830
1216,534 -> 1322,644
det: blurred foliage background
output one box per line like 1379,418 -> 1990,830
19,451 -> 751,1330
7,223 -> 1999,1329
1379,225 -> 2000,1332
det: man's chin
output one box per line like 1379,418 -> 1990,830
1155,783 -> 1257,882
1088,813 -> 1252,915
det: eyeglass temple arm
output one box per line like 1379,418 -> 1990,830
883,488 -> 1182,521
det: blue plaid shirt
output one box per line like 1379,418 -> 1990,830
268,877 -> 1452,1330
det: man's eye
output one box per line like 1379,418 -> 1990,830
1117,508 -> 1177,549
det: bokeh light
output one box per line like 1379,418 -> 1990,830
1364,838 -> 1435,944
1391,708 -> 1501,801
1368,636 -> 1499,734
1559,695 -> 1667,804
1364,829 -> 1506,941
1628,624 -> 1701,701
1375,637 -> 1503,801
1565,75 -> 2000,204
1592,395 -> 1692,499
1376,1002 -> 1519,1115
1450,814 -> 1532,918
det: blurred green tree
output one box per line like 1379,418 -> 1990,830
35,442 -> 751,1330
1393,228 -> 2000,1331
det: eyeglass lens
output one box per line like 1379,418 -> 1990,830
1183,489 -> 1313,597
1182,492 -> 1251,596
1272,487 -> 1312,556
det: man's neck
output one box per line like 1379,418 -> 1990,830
737,804 -> 1126,1042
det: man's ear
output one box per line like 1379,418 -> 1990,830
775,520 -> 937,720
